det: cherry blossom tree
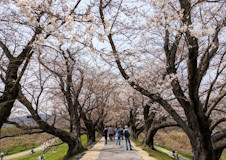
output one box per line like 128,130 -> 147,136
0,0 -> 93,130
17,46 -> 87,159
80,69 -> 117,144
97,0 -> 226,159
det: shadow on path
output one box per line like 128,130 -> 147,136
97,138 -> 143,160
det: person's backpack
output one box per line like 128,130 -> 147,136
124,130 -> 130,138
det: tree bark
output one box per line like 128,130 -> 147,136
215,148 -> 223,160
0,57 -> 28,128
63,137 -> 84,160
132,126 -> 144,139
143,128 -> 157,150
190,131 -> 216,160
97,120 -> 104,137
86,125 -> 96,144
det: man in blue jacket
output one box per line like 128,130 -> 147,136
116,127 -> 121,145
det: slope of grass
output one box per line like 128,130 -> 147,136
0,127 -> 53,156
157,145 -> 192,160
6,144 -> 40,156
13,134 -> 87,160
13,144 -> 68,160
220,149 -> 226,160
132,137 -> 174,160
154,128 -> 192,153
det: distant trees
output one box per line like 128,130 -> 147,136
127,93 -> 178,149
80,69 -> 116,144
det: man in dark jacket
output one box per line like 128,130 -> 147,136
103,127 -> 108,144
123,126 -> 132,150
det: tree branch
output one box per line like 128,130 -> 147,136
206,91 -> 226,117
203,52 -> 225,112
0,40 -> 13,60
210,118 -> 226,131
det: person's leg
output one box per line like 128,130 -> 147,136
118,136 -> 121,145
105,137 -> 107,144
125,137 -> 128,150
128,137 -> 132,150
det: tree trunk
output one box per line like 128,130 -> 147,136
63,138 -> 84,160
86,127 -> 96,144
143,128 -> 157,150
0,61 -> 20,129
0,96 -> 16,129
132,126 -> 144,139
215,148 -> 223,160
97,120 -> 104,137
190,131 -> 216,160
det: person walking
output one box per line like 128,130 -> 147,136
109,126 -> 114,141
124,126 -> 132,150
0,151 -> 4,160
113,128 -> 116,140
121,128 -> 124,140
116,127 -> 121,145
103,127 -> 108,144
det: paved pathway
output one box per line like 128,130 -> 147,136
81,137 -> 155,160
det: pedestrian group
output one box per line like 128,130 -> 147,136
103,125 -> 132,150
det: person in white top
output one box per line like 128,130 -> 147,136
0,151 -> 4,160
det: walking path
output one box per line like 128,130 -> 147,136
81,137 -> 155,160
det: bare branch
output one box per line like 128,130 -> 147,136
206,91 -> 226,117
210,118 -> 226,131
0,40 -> 13,60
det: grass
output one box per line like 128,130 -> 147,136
220,149 -> 226,160
138,131 -> 193,160
154,128 -> 192,153
6,144 -> 40,156
157,145 -> 193,160
132,137 -> 174,160
13,134 -> 88,160
13,144 -> 68,160
0,127 -> 53,156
